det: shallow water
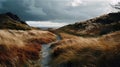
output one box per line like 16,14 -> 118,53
41,35 -> 61,67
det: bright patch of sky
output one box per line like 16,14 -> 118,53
109,0 -> 120,5
26,21 -> 68,28
70,0 -> 83,7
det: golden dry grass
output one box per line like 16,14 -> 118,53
0,30 -> 56,67
59,33 -> 78,39
50,31 -> 120,67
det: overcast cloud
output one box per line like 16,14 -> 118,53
0,0 -> 113,22
0,0 -> 119,27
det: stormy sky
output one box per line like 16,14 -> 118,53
0,0 -> 119,27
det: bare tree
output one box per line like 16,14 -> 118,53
111,2 -> 120,10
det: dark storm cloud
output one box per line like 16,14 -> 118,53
0,0 -> 46,20
0,0 -> 110,22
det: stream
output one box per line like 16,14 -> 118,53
41,35 -> 61,67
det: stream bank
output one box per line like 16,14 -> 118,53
41,35 -> 62,67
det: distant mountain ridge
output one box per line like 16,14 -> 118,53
0,12 -> 32,30
57,12 -> 120,36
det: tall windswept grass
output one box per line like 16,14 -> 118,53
0,30 -> 56,67
50,31 -> 120,67
59,33 -> 78,39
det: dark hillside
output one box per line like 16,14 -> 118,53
57,12 -> 120,36
0,12 -> 32,30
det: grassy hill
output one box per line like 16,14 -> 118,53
0,12 -> 33,30
0,12 -> 57,66
51,31 -> 120,67
0,30 -> 56,67
50,12 -> 120,67
57,12 -> 120,37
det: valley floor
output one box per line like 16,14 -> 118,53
0,29 -> 120,67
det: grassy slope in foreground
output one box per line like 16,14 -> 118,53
57,12 -> 120,36
0,30 -> 56,67
50,31 -> 120,67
